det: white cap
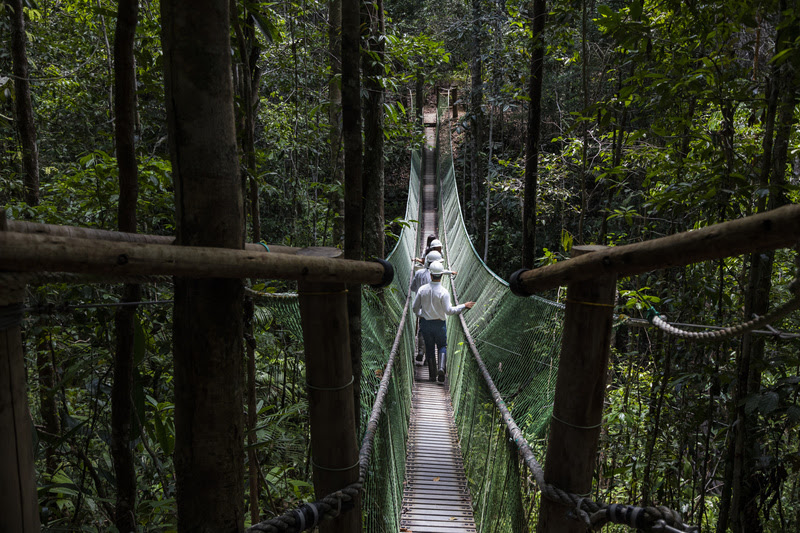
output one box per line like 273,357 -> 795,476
430,239 -> 442,249
425,250 -> 443,267
428,260 -> 453,276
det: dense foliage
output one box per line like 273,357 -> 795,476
2,0 -> 799,531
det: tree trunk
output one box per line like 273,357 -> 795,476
483,105 -> 493,261
342,0 -> 364,437
728,6 -> 798,530
111,1 -> 140,530
231,3 -> 264,523
469,0 -> 484,237
162,1 -> 245,531
329,0 -> 345,246
521,0 -> 546,268
7,0 -> 40,207
362,0 -> 385,260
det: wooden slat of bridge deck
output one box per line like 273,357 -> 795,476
400,365 -> 476,533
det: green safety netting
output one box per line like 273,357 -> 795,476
435,97 -> 565,531
253,151 -> 422,532
256,98 -> 567,530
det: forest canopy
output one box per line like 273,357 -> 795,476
2,0 -> 799,531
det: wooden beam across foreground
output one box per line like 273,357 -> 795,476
7,219 -> 300,255
511,203 -> 800,295
0,231 -> 390,286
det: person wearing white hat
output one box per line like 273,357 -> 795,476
414,236 -> 443,265
412,261 -> 475,383
410,250 -> 443,365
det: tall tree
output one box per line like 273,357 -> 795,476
111,1 -> 141,531
362,0 -> 386,260
725,3 -> 799,531
469,0 -> 484,237
329,0 -> 345,246
161,1 -> 245,531
7,0 -> 39,207
521,0 -> 546,268
342,0 -> 364,524
231,3 -> 264,524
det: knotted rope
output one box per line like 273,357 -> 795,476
650,277 -> 800,341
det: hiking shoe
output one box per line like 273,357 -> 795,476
415,354 -> 424,365
437,370 -> 445,383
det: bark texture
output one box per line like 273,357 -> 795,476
161,2 -> 245,530
8,0 -> 40,206
111,1 -> 140,530
362,0 -> 385,260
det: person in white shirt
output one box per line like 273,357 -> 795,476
412,261 -> 475,383
410,250 -> 442,365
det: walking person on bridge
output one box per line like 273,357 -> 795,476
412,260 -> 475,383
414,236 -> 443,266
410,249 -> 442,365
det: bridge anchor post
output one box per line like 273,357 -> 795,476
0,211 -> 41,532
297,247 -> 362,533
536,245 -> 616,533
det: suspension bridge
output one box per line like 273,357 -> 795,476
2,95 -> 800,532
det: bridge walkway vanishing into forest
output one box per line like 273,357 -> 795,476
2,96 -> 800,532
399,121 -> 477,532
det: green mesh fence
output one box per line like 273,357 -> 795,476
435,97 -> 565,531
251,151 -> 422,532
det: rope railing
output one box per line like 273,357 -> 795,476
435,96 -> 699,532
247,146 -> 423,532
246,211 -> 418,533
649,279 -> 800,340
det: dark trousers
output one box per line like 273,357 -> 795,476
419,318 -> 447,380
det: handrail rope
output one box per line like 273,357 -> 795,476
245,287 -> 299,300
622,316 -> 800,339
247,191 -> 419,533
437,108 -> 698,533
636,282 -> 800,341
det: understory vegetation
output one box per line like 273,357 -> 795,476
2,0 -> 799,531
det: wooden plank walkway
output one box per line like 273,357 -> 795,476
401,117 -> 476,532
400,365 -> 476,532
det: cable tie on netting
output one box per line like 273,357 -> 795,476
306,375 -> 354,392
311,457 -> 361,472
564,298 -> 615,308
551,411 -> 602,430
0,302 -> 24,331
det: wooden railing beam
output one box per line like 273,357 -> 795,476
7,219 -> 300,255
0,231 -> 392,286
511,203 -> 800,295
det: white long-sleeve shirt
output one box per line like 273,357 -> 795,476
412,281 -> 466,321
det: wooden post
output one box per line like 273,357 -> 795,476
0,211 -> 41,532
451,86 -> 458,119
536,245 -> 616,533
297,247 -> 361,533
